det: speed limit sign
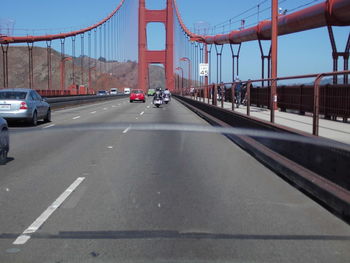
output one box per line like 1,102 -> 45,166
199,63 -> 209,77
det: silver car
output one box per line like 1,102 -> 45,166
0,117 -> 9,165
0,89 -> 51,126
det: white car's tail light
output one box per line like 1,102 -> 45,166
19,101 -> 28,109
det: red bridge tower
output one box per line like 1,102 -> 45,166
138,0 -> 174,92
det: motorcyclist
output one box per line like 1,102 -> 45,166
163,88 -> 171,101
153,88 -> 163,104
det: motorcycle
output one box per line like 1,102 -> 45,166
163,94 -> 170,104
153,97 -> 163,108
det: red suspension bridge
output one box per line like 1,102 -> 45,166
1,1 -> 350,261
0,0 -> 349,129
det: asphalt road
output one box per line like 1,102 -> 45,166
0,97 -> 349,263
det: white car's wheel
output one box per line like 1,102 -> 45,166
30,111 -> 38,126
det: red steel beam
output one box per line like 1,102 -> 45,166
0,0 -> 125,44
174,0 -> 350,44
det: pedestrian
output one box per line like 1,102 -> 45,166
235,77 -> 242,108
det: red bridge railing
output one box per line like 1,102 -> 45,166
180,70 -> 350,136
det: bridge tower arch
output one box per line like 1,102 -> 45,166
138,0 -> 174,92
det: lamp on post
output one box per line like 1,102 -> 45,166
180,57 -> 191,95
60,56 -> 72,91
175,67 -> 184,96
89,66 -> 96,92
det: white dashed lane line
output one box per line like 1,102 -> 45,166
72,116 -> 81,120
42,124 -> 55,129
140,111 -> 144,116
90,111 -> 97,114
122,126 -> 131,134
13,177 -> 85,245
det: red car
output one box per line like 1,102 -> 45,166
130,89 -> 145,103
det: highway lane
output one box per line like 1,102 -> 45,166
0,97 -> 349,262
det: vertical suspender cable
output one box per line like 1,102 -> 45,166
72,36 -> 76,85
81,33 -> 84,86
46,41 -> 52,90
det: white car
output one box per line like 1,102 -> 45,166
110,88 -> 118,95
0,88 -> 51,126
124,88 -> 131,95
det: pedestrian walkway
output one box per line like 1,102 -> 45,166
188,96 -> 350,145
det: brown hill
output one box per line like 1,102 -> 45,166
0,46 -> 165,92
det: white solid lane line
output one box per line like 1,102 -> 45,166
122,126 -> 131,134
42,124 -> 55,129
140,111 -> 144,116
90,111 -> 97,114
13,177 -> 85,245
72,116 -> 81,120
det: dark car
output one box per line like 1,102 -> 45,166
0,116 -> 9,165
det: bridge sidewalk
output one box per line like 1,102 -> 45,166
187,96 -> 350,145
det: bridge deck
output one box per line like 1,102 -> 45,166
0,98 -> 349,262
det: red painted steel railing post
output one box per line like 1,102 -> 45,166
207,85 -> 210,104
221,84 -> 224,108
271,0 -> 278,123
247,81 -> 252,116
213,84 -> 218,106
313,74 -> 323,136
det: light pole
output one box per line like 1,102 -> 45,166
175,67 -> 184,96
180,57 -> 191,94
60,56 -> 72,91
89,66 -> 96,92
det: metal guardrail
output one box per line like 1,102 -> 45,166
46,94 -> 128,108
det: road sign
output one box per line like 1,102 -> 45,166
199,63 -> 209,77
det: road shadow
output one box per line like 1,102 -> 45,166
1,230 -> 349,241
6,120 -> 46,128
1,156 -> 14,166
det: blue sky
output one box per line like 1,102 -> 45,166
1,0 -> 349,82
